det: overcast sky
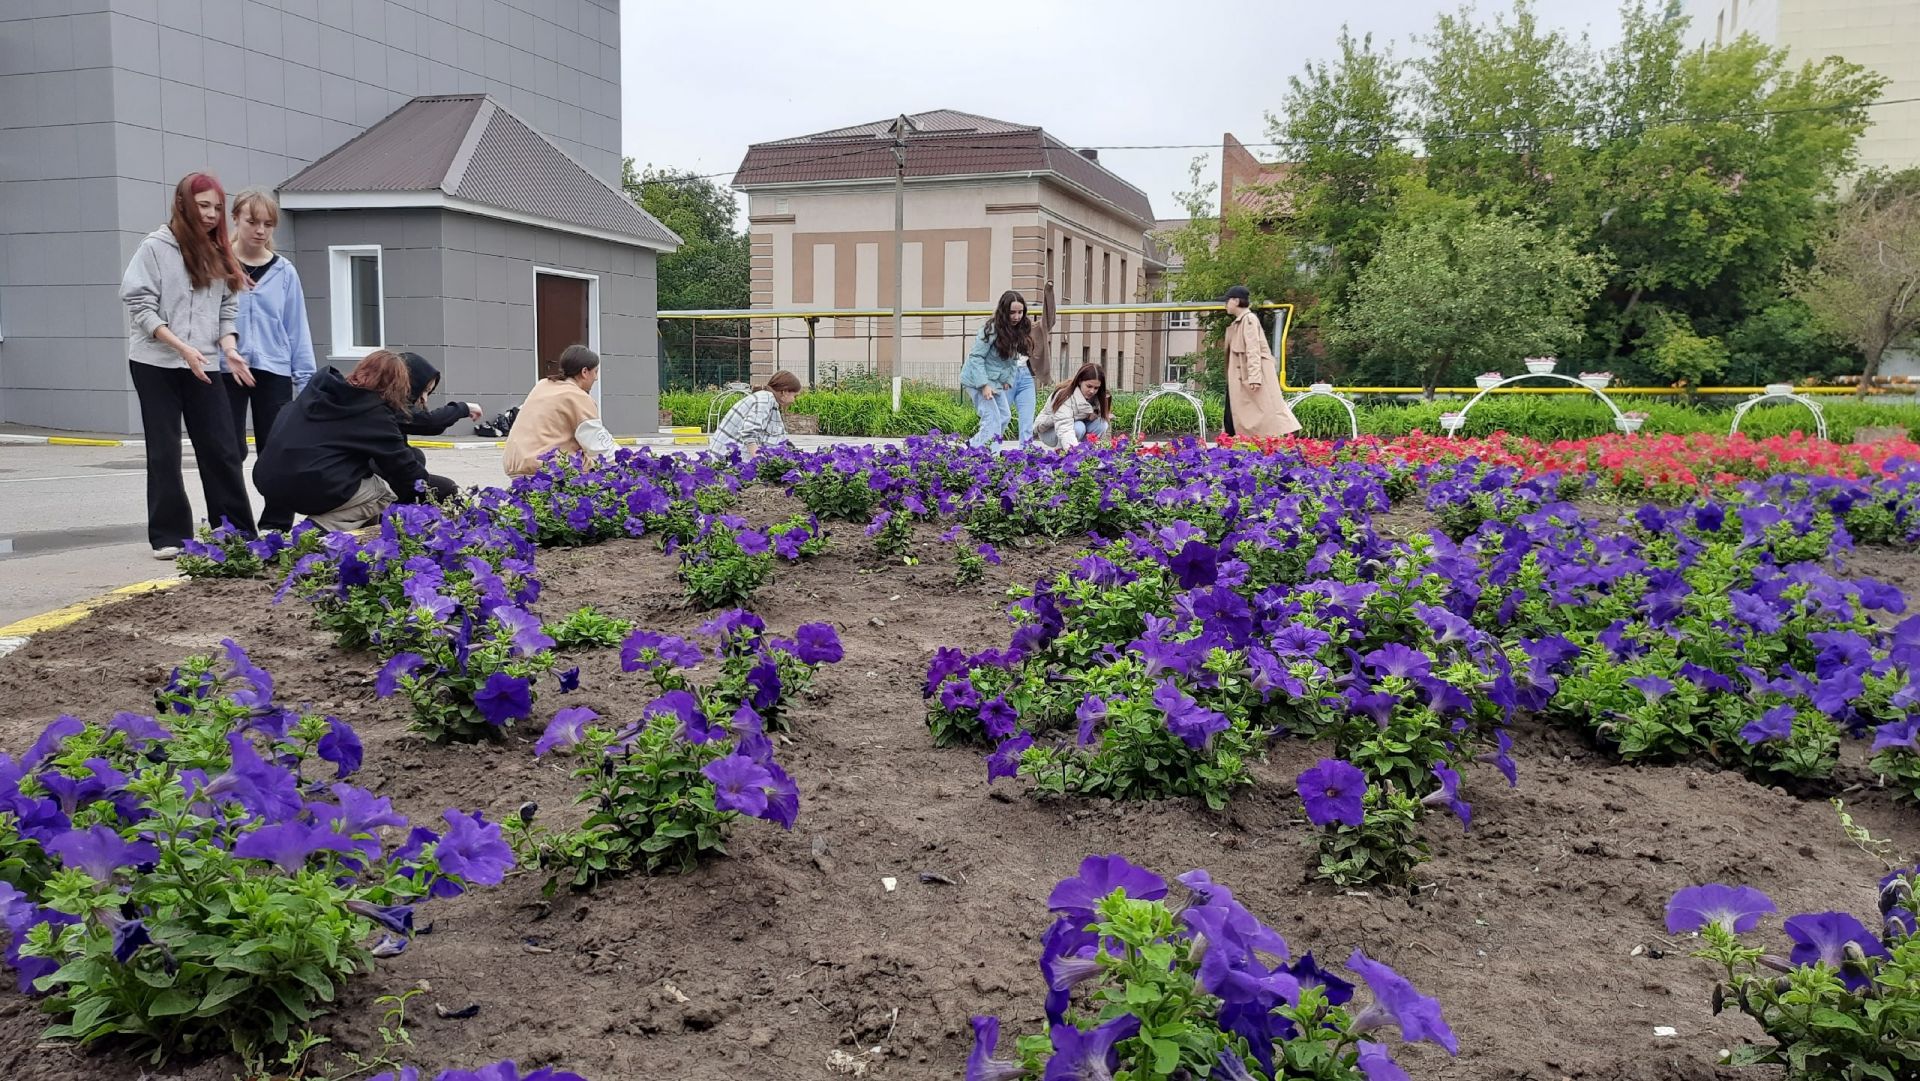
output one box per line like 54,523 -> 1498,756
619,0 -> 1631,223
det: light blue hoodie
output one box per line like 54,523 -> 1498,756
227,255 -> 316,392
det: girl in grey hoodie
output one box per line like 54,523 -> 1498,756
119,173 -> 258,556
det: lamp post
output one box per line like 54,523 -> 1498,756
889,114 -> 908,380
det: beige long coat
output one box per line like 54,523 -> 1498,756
1224,310 -> 1301,438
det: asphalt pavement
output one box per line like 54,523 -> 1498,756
0,442 -> 512,627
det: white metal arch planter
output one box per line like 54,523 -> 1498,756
1130,382 -> 1209,443
1443,366 -> 1636,437
1285,382 -> 1361,439
1728,385 -> 1828,442
705,381 -> 752,433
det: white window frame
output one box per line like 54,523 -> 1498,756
327,245 -> 386,359
532,266 -> 603,405
1167,308 -> 1197,330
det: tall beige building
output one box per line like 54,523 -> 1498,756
1679,0 -> 1920,175
732,110 -> 1165,389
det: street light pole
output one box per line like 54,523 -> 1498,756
890,114 -> 907,381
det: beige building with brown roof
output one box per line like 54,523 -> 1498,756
732,109 -> 1167,389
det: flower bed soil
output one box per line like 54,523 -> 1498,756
3,488 -> 1919,1081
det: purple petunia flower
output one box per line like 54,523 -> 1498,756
1476,729 -> 1518,787
345,898 -> 416,937
1665,884 -> 1777,934
645,689 -> 718,744
556,666 -> 580,694
760,762 -> 799,830
328,783 -> 409,839
1075,695 -> 1107,747
493,606 -> 556,656
1871,718 -> 1919,755
986,731 -> 1033,782
1362,644 -> 1433,682
106,712 -> 171,751
375,653 -> 426,698
233,820 -> 357,874
534,706 -> 598,758
1154,680 -> 1229,750
21,716 -> 83,770
202,732 -> 303,822
1356,1040 -> 1412,1081
474,673 -> 533,727
318,717 -> 363,778
1296,759 -> 1366,828
109,915 -> 151,964
1168,538 -> 1219,590
704,753 -> 775,818
1742,705 -> 1797,746
1286,951 -> 1355,1006
1626,675 -> 1674,705
736,529 -> 771,556
1048,854 -> 1167,924
792,623 -> 844,665
45,824 -> 158,881
1421,763 -> 1471,831
1347,949 -> 1459,1054
1784,911 -> 1887,991
966,1016 -> 1024,1081
979,696 -> 1019,741
1041,1014 -> 1141,1081
620,629 -> 704,673
433,809 -> 514,886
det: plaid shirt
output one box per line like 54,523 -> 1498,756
710,390 -> 787,452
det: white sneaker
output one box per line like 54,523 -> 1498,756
152,546 -> 180,560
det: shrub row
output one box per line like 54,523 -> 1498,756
660,386 -> 1919,443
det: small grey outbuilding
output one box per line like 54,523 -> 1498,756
278,93 -> 679,435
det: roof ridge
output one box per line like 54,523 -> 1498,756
460,96 -> 682,247
279,95 -> 452,189
1039,133 -> 1154,204
441,97 -> 496,195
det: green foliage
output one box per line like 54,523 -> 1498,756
1796,168 -> 1920,396
676,525 -> 774,610
1645,313 -> 1732,387
386,615 -> 557,743
1330,194 -> 1606,393
1314,786 -> 1430,889
544,606 -> 634,650
510,713 -> 740,887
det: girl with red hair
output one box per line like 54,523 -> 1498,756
119,172 -> 258,557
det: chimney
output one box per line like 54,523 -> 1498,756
1076,148 -> 1099,162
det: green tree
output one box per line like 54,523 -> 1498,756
1270,29 -> 1416,306
1555,7 -> 1882,369
1328,196 -> 1605,395
1415,0 -> 1592,214
1796,170 -> 1920,397
623,162 -> 752,387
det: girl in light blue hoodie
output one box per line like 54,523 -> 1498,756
224,190 -> 315,532
959,290 -> 1033,448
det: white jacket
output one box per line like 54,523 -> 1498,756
1035,388 -> 1101,448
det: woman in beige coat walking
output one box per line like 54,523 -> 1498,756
1220,285 -> 1300,439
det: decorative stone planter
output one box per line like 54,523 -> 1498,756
1764,383 -> 1794,398
1578,374 -> 1613,390
1853,425 -> 1908,445
1475,374 -> 1503,390
1524,358 -> 1557,376
1616,415 -> 1645,433
1159,381 -> 1185,393
1308,382 -> 1334,394
1439,412 -> 1466,432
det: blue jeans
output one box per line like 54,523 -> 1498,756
1010,366 -> 1036,442
967,386 -> 1012,447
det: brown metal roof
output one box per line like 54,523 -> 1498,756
281,95 -> 679,251
734,109 -> 1155,226
279,95 -> 485,193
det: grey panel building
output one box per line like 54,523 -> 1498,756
0,0 -> 674,436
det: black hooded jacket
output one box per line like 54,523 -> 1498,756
398,352 -> 469,436
253,367 -> 428,513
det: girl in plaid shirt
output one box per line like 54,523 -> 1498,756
711,370 -> 802,454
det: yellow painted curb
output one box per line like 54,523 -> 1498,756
46,436 -> 126,447
663,426 -> 700,434
408,439 -> 456,449
0,576 -> 185,638
673,435 -> 709,445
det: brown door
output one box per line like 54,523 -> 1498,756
535,274 -> 591,380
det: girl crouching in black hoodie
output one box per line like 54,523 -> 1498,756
394,351 -> 474,500
253,350 -> 434,531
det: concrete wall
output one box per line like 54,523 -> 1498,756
285,207 -> 658,435
0,0 -> 623,433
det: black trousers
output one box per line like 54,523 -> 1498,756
221,370 -> 294,531
1222,393 -> 1236,438
129,361 -> 258,549
410,447 -> 459,502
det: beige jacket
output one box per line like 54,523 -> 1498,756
1224,310 -> 1301,438
503,379 -> 610,476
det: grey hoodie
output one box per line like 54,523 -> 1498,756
120,225 -> 238,369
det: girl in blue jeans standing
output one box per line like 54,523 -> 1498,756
960,290 -> 1034,448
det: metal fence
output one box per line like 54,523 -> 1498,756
655,301 -> 1275,393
